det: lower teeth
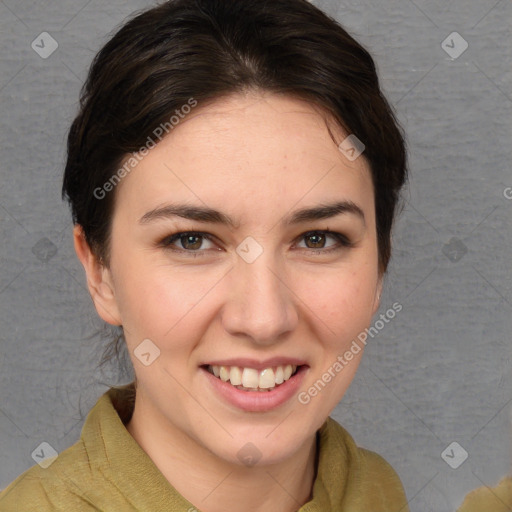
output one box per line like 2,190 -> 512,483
234,385 -> 273,392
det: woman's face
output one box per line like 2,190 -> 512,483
89,91 -> 381,465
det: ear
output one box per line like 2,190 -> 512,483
372,274 -> 383,315
73,225 -> 122,326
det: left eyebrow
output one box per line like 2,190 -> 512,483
285,200 -> 365,226
138,200 -> 365,228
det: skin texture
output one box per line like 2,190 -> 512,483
74,90 -> 383,512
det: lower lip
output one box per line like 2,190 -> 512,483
201,366 -> 309,412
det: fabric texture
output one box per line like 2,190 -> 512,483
0,383 -> 409,511
457,477 -> 512,512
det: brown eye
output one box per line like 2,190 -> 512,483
160,231 -> 216,253
296,230 -> 353,253
304,232 -> 327,249
178,234 -> 203,250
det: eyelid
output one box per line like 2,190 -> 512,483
158,231 -> 219,253
298,229 -> 353,249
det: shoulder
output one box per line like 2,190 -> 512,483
0,384 -> 141,512
457,476 -> 512,511
0,439 -> 97,511
322,417 -> 410,511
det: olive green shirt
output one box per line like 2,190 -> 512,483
0,384 -> 409,511
457,476 -> 512,512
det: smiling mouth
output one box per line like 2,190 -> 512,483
203,364 -> 302,392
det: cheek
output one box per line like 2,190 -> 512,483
294,265 -> 378,340
113,260 -> 220,343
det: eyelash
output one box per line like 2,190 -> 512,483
158,230 -> 353,257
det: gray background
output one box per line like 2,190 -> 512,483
0,0 -> 511,510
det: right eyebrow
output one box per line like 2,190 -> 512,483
139,204 -> 239,228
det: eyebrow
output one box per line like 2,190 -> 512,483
138,200 -> 365,228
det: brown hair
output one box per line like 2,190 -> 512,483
62,0 -> 407,363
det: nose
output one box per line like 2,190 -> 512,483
221,247 -> 298,346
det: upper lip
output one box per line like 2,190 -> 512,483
201,357 -> 308,371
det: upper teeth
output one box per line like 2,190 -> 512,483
210,364 -> 297,389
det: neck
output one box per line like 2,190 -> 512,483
126,391 -> 318,512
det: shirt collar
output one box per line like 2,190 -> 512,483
81,382 -> 348,511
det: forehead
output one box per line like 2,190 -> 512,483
169,92 -> 352,164
114,91 -> 375,226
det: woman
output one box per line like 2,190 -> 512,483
0,0 -> 409,510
